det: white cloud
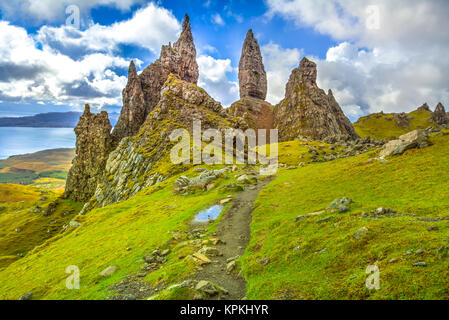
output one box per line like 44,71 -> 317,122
0,0 -> 144,24
0,3 -> 181,109
36,3 -> 180,56
261,42 -> 302,105
266,0 -> 449,116
197,55 -> 239,107
211,13 -> 225,26
0,21 -> 129,107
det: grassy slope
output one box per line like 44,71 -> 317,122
0,165 -> 241,300
0,148 -> 74,187
354,110 -> 436,140
0,184 -> 82,269
242,130 -> 449,299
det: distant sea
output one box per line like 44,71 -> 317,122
0,127 -> 76,160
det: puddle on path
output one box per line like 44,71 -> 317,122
193,205 -> 224,223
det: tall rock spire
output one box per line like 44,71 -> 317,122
274,57 -> 358,142
112,13 -> 199,142
111,60 -> 146,141
64,105 -> 113,202
238,29 -> 267,100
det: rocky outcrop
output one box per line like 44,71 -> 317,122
238,30 -> 267,100
379,129 -> 430,159
112,14 -> 199,142
393,112 -> 411,128
228,97 -> 274,133
111,61 -> 146,140
274,57 -> 358,142
417,103 -> 431,112
64,105 -> 113,202
83,75 -> 241,212
431,103 -> 448,125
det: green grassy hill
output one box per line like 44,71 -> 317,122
242,128 -> 449,299
0,127 -> 448,300
354,109 -> 436,140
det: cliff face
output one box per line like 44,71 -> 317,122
238,30 -> 267,101
64,105 -> 113,202
112,14 -> 199,142
274,57 -> 358,142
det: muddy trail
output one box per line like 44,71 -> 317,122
190,177 -> 272,300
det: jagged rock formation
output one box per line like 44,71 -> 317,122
393,112 -> 411,128
274,57 -> 358,142
112,14 -> 199,142
64,105 -> 113,202
431,103 -> 449,125
111,61 -> 146,140
417,103 -> 431,112
238,30 -> 267,100
82,74 -> 242,212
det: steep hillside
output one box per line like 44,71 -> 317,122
0,184 -> 82,269
242,129 -> 449,299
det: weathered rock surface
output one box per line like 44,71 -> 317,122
274,57 -> 358,142
83,74 -> 243,212
238,30 -> 267,100
64,105 -> 113,202
431,103 -> 448,125
228,96 -> 275,133
379,129 -> 430,159
417,103 -> 431,112
112,14 -> 199,142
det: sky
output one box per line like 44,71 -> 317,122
0,0 -> 448,121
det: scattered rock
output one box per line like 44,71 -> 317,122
69,220 -> 81,229
226,260 -> 236,273
380,129 -> 430,159
389,258 -> 399,264
39,196 -> 48,201
428,226 -> 439,231
220,198 -> 232,205
259,257 -> 270,266
19,293 -> 33,300
353,227 -> 369,239
415,249 -> 425,255
192,252 -> 212,265
431,103 -> 448,125
198,246 -> 221,257
413,261 -> 427,267
100,266 -> 118,277
15,227 -> 22,233
195,280 -> 221,296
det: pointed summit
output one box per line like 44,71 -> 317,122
238,29 -> 267,100
128,60 -> 137,79
182,14 -> 190,32
432,102 -> 449,125
112,13 -> 199,142
275,57 -> 358,142
298,57 -> 317,85
417,103 -> 431,112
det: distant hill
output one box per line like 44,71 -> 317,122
353,104 -> 446,140
0,111 -> 118,128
